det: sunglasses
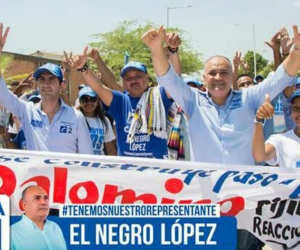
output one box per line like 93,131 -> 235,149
80,96 -> 98,103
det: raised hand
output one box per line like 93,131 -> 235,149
280,27 -> 294,54
165,32 -> 181,49
141,26 -> 166,50
292,25 -> 300,52
256,94 -> 274,120
19,72 -> 34,89
233,52 -> 242,68
241,60 -> 249,73
70,46 -> 88,69
264,31 -> 281,51
88,48 -> 101,62
61,51 -> 72,72
0,23 -> 9,54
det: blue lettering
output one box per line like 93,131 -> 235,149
0,202 -> 5,215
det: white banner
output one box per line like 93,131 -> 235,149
1,149 -> 299,250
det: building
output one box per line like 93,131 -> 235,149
3,50 -> 85,105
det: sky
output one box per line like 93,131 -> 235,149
0,0 -> 300,63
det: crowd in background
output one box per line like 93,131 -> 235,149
1,22 -> 300,250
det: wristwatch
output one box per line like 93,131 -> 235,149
254,117 -> 266,125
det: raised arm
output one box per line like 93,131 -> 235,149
13,73 -> 34,97
280,27 -> 294,62
89,49 -> 123,92
165,32 -> 182,76
59,51 -> 72,106
141,26 -> 169,77
252,95 -> 276,162
283,25 -> 300,76
0,23 -> 10,78
71,47 -> 113,107
265,30 -> 282,70
232,52 -> 242,90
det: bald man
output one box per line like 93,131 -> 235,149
11,185 -> 67,250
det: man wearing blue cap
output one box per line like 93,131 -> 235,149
72,46 -> 173,159
183,76 -> 206,91
0,24 -> 93,154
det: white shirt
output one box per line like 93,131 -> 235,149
266,129 -> 300,169
85,116 -> 115,155
0,77 -> 93,154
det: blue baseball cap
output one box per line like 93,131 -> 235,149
183,76 -> 203,87
78,84 -> 86,90
120,61 -> 147,78
78,86 -> 97,99
33,63 -> 63,82
28,94 -> 41,102
290,89 -> 300,103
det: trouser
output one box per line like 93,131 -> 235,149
236,229 -> 265,250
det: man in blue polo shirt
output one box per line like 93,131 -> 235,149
142,25 -> 300,165
0,24 -> 93,153
72,47 -> 172,158
142,25 -> 300,250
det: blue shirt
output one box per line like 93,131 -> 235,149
11,215 -> 67,250
107,87 -> 172,158
0,77 -> 93,154
157,64 -> 295,164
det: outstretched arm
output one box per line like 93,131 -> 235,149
283,25 -> 300,76
0,23 -> 10,78
71,47 -> 113,107
252,95 -> 276,162
265,30 -> 281,71
89,49 -> 123,92
232,52 -> 242,90
142,26 -> 170,77
165,32 -> 182,76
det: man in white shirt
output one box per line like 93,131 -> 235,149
0,23 -> 93,153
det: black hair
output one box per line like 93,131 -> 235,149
79,100 -> 108,131
237,74 -> 254,81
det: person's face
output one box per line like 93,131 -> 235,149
22,186 -> 49,222
80,95 -> 99,114
37,72 -> 61,99
237,76 -> 254,90
203,57 -> 233,104
291,97 -> 300,127
122,70 -> 149,97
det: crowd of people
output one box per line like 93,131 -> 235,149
1,22 -> 300,250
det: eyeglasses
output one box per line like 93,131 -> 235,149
80,96 -> 97,103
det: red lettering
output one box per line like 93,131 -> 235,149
102,184 -> 157,204
53,167 -> 68,203
69,181 -> 99,203
219,196 -> 245,216
0,164 -> 16,196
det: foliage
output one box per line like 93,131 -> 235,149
89,20 -> 203,80
0,53 -> 14,80
242,51 -> 269,78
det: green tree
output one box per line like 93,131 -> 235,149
243,51 -> 269,78
0,53 -> 14,80
89,20 -> 203,80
